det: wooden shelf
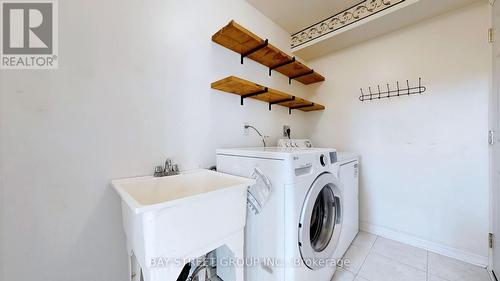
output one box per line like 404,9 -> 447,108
212,21 -> 325,85
211,76 -> 325,114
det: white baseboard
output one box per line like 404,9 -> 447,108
360,221 -> 489,267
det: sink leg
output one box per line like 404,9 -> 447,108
140,263 -> 188,281
128,255 -> 132,281
227,230 -> 245,281
130,253 -> 142,281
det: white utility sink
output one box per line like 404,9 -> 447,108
112,169 -> 255,281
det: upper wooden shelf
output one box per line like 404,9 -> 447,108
211,76 -> 325,114
212,21 -> 325,85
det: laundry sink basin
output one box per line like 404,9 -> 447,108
113,169 -> 254,214
112,169 -> 255,281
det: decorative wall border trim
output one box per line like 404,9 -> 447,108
291,0 -> 406,49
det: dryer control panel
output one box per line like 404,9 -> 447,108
278,139 -> 313,148
280,139 -> 337,164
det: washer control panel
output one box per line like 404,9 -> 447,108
280,139 -> 338,164
278,139 -> 313,148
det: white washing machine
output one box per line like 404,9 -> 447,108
278,139 -> 360,262
216,147 -> 345,281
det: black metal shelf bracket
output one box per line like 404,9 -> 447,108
289,103 -> 315,115
241,39 -> 269,64
268,96 -> 295,111
241,87 -> 268,105
289,70 -> 314,85
269,57 -> 296,76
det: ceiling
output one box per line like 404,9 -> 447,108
247,0 -> 482,59
246,0 -> 361,34
247,0 -> 481,36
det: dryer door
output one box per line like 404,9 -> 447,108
298,172 -> 342,270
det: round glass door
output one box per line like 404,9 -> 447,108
310,186 -> 336,252
299,173 -> 342,270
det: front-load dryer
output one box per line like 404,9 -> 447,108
278,139 -> 359,262
216,147 -> 342,281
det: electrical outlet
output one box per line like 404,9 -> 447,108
243,123 -> 249,136
283,125 -> 290,137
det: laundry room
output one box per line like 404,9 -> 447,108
0,0 -> 496,281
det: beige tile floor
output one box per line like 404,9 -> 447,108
332,232 -> 491,281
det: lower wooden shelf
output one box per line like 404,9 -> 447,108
211,76 -> 325,114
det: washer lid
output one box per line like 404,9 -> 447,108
298,172 -> 342,270
217,147 -> 335,160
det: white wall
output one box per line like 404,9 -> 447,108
307,2 -> 491,265
0,1 -> 316,280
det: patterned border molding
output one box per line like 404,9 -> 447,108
291,0 -> 406,49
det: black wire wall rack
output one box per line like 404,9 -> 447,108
359,78 -> 427,102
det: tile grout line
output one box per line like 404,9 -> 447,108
366,237 -> 429,275
423,252 -> 467,281
351,234 -> 488,281
355,234 -> 379,280
426,250 -> 429,281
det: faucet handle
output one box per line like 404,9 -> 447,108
165,158 -> 173,171
172,164 -> 179,174
154,166 -> 164,177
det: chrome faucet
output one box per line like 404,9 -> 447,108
154,158 -> 180,177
